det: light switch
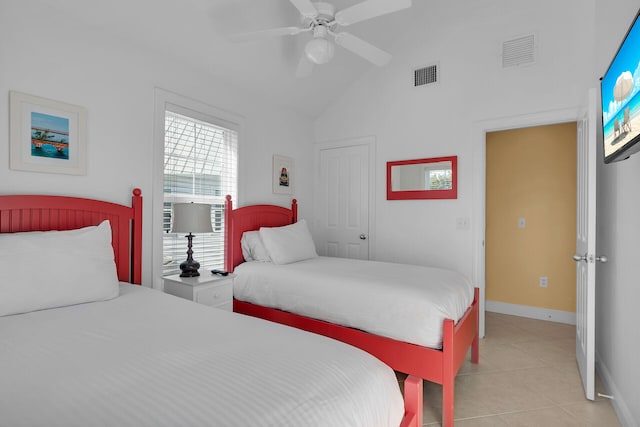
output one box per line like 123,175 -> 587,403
456,217 -> 470,230
518,217 -> 526,229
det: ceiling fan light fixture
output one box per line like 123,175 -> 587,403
232,0 -> 412,70
304,37 -> 335,64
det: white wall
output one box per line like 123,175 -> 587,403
314,0 -> 596,279
595,1 -> 640,425
0,2 -> 314,287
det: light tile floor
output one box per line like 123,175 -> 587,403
398,312 -> 621,426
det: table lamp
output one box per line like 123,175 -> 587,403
171,202 -> 213,277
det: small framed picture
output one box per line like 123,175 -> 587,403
272,154 -> 294,195
9,91 -> 87,175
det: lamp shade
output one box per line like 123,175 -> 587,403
171,203 -> 213,233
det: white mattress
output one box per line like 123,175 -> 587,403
234,256 -> 475,348
0,283 -> 403,427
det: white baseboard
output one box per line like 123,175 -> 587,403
486,300 -> 576,325
596,351 -> 636,427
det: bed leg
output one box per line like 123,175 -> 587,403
400,375 -> 423,427
442,318 -> 455,427
442,377 -> 454,427
471,287 -> 480,364
471,331 -> 480,364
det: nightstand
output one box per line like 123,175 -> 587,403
163,272 -> 234,311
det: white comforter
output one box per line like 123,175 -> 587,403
0,283 -> 403,427
234,256 -> 475,348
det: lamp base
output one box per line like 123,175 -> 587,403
179,259 -> 201,277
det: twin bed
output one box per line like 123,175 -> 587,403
225,196 -> 480,427
0,190 -> 422,427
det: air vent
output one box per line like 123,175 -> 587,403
502,34 -> 536,67
414,64 -> 438,87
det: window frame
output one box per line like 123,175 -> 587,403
152,89 -> 242,289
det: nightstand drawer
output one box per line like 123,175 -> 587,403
163,273 -> 234,311
195,283 -> 233,307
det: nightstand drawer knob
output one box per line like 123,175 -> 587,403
195,285 -> 233,307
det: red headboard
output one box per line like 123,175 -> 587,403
0,189 -> 143,284
224,195 -> 297,273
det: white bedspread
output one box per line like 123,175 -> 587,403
0,283 -> 403,427
234,257 -> 475,348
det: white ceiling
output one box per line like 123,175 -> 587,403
44,0 -> 422,118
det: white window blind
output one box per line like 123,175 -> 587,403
163,110 -> 237,275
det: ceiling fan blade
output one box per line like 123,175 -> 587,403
335,0 -> 411,26
229,26 -> 305,42
334,32 -> 392,66
296,54 -> 314,78
289,0 -> 318,19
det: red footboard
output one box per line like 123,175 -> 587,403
234,288 -> 479,427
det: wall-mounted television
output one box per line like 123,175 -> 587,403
601,9 -> 640,163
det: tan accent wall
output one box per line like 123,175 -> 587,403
486,123 -> 577,312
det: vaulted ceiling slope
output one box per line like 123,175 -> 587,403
37,0 -> 419,118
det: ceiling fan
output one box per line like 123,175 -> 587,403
230,0 -> 412,77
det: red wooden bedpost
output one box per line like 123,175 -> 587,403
131,188 -> 142,285
442,318 -> 455,427
291,198 -> 298,222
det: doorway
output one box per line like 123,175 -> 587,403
471,107 -> 579,337
485,123 -> 577,322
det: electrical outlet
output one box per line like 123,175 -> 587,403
539,276 -> 548,288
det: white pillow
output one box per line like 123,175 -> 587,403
240,231 -> 254,261
0,220 -> 119,316
240,230 -> 271,262
259,219 -> 318,265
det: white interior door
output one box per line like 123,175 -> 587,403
316,142 -> 370,259
575,88 -> 601,401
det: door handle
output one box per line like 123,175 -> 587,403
573,253 -> 608,263
573,253 -> 587,262
359,234 -> 367,240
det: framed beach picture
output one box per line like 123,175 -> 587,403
9,91 -> 87,175
272,154 -> 294,195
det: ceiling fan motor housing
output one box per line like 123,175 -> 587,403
302,2 -> 336,27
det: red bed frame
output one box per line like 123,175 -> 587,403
225,195 -> 480,427
0,189 -> 143,284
